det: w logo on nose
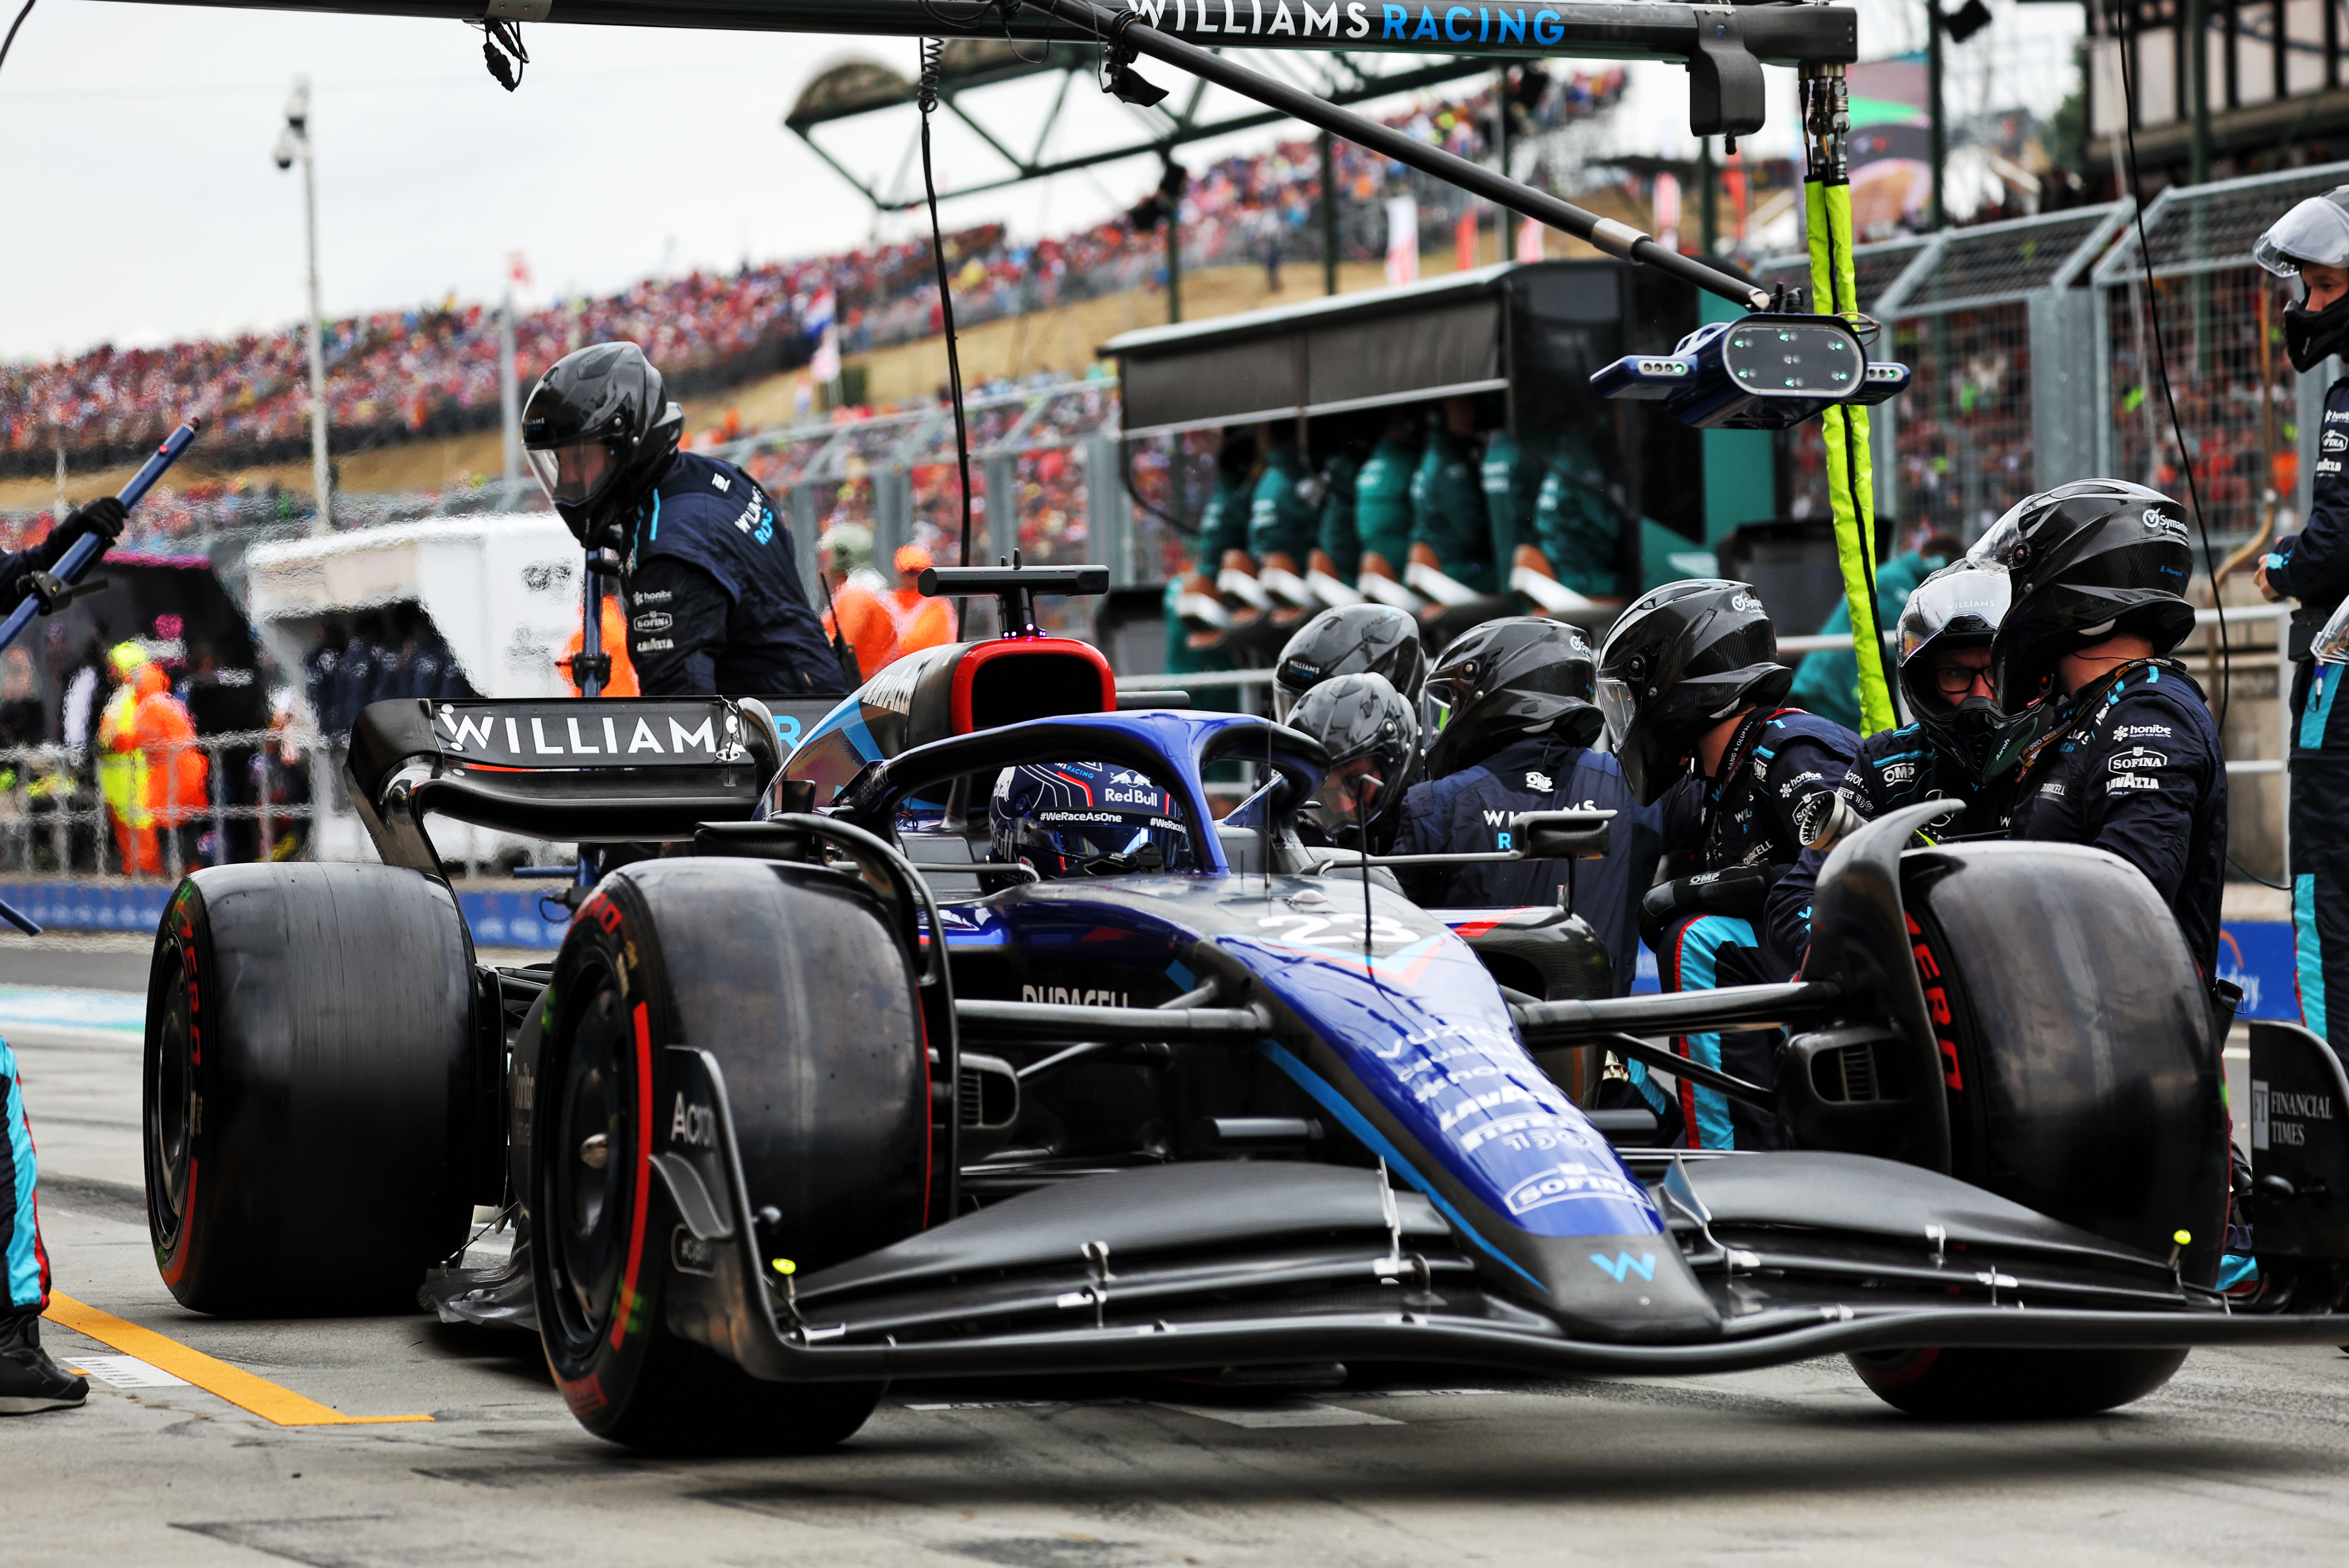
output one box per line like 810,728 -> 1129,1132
1589,1251 -> 1657,1283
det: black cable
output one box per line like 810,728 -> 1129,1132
2116,5 -> 2232,732
0,0 -> 37,79
918,38 -> 978,637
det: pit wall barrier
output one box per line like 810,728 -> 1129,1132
0,879 -> 568,951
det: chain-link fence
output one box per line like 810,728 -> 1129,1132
0,728 -> 323,881
1758,204 -> 2133,544
2090,159 -> 2349,548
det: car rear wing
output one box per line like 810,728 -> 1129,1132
346,696 -> 784,875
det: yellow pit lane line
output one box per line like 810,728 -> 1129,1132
43,1293 -> 433,1427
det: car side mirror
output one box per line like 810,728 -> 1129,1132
1510,810 -> 1615,859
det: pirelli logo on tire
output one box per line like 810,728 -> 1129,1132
432,700 -> 752,767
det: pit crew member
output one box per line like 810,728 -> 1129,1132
1390,617 -> 1695,997
1597,580 -> 1859,1148
521,340 -> 841,698
1289,672 -> 1420,855
2254,189 -> 2349,1048
1270,603 -> 1428,724
0,496 -> 123,1416
1766,561 -> 2019,963
1973,481 -> 2226,980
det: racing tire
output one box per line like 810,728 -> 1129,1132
530,859 -> 926,1454
145,864 -> 482,1315
1849,1345 -> 2189,1419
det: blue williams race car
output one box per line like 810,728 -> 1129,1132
141,566 -> 2349,1452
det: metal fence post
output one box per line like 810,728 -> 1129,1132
1084,436 -> 1134,586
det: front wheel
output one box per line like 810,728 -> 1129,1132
530,860 -> 926,1452
1849,1346 -> 2190,1418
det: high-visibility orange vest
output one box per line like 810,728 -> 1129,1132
562,594 -> 639,696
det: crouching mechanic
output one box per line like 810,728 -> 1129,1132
1389,618 -> 1695,997
0,495 -> 126,1416
1766,561 -> 2020,962
522,341 -> 843,698
1596,581 -> 1859,1149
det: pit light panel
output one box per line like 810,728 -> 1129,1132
1590,313 -> 1910,430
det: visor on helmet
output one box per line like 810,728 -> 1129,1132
1897,564 -> 2011,670
2256,191 -> 2349,278
526,440 -> 621,509
2315,595 -> 2349,665
1596,674 -> 1638,749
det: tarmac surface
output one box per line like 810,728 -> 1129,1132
3,933 -> 2344,1567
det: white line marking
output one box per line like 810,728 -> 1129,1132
1158,1400 -> 1402,1428
68,1353 -> 188,1388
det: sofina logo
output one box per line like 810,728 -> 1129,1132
1589,1250 -> 1657,1282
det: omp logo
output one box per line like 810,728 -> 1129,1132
1588,1250 -> 1657,1283
1524,769 -> 1554,792
1881,761 -> 1917,786
2109,747 -> 2168,771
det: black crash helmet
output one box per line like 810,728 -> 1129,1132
2256,186 -> 2349,372
1895,562 -> 2011,778
1968,480 -> 2197,710
1273,603 -> 1428,723
521,341 -> 686,547
1422,615 -> 1603,783
1289,672 -> 1421,853
989,761 -> 1193,878
1595,579 -> 1789,806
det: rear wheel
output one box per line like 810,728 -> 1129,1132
1851,1346 -> 2189,1419
145,864 -> 485,1314
531,860 -> 926,1453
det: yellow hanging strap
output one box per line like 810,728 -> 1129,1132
1803,75 -> 1896,736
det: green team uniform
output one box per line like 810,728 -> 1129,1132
1316,449 -> 1365,583
1479,428 -> 1542,581
1532,434 -> 1629,598
1246,444 -> 1320,564
1789,547 -> 1947,733
1353,438 -> 1418,572
1195,469 -> 1256,567
1410,427 -> 1494,592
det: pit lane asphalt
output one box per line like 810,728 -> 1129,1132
5,934 -> 2338,1567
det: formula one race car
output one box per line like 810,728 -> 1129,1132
143,566 -> 2349,1452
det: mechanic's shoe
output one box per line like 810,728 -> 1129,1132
0,1310 -> 88,1414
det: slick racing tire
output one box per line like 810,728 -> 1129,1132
145,865 -> 484,1315
1849,1345 -> 2189,1419
530,859 -> 928,1454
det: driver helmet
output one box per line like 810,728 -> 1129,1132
521,342 -> 685,549
989,762 -> 1193,878
1895,562 -> 2011,779
1287,672 -> 1421,852
1967,480 -> 2196,712
2255,187 -> 2349,372
1594,580 -> 1788,805
1272,604 -> 1428,723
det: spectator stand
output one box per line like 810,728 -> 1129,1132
719,377 -> 1140,637
1756,205 -> 2136,544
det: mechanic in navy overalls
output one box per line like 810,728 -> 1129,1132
1596,581 -> 1859,1151
521,341 -> 841,698
1389,617 -> 1694,999
2254,189 -> 2349,1052
1766,561 -> 2021,963
0,490 -> 132,1416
